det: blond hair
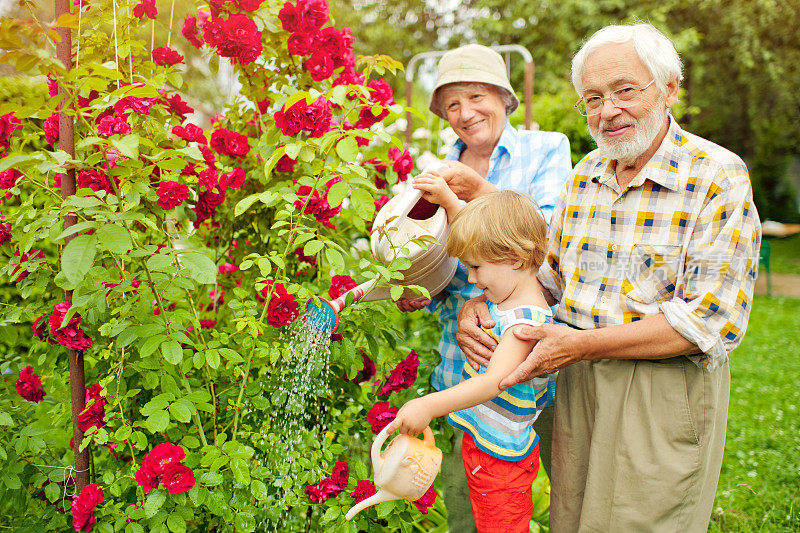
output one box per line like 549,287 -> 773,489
445,190 -> 547,271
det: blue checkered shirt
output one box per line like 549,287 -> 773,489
428,122 -> 572,391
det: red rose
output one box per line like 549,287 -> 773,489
85,383 -> 105,404
218,262 -> 239,275
350,480 -> 376,503
314,26 -> 354,68
0,222 -> 11,244
10,249 -> 44,282
199,144 -> 217,166
222,167 -> 246,190
352,351 -> 376,384
71,483 -> 102,532
198,167 -> 220,192
366,401 -> 398,435
0,112 -> 22,150
328,274 -> 356,299
331,461 -> 349,488
215,14 -> 263,65
134,462 -> 159,493
209,128 -> 250,158
237,0 -> 263,11
379,350 -> 420,396
77,169 -> 114,194
199,319 -> 217,329
115,95 -> 158,115
15,366 -> 45,402
48,300 -> 93,351
293,247 -> 317,266
356,104 -> 389,129
193,190 -> 226,227
162,92 -> 194,119
32,315 -> 47,338
132,0 -> 156,19
97,115 -> 131,136
77,400 -> 105,432
181,15 -> 204,48
152,46 -> 184,67
43,113 -> 59,145
304,478 -> 343,503
388,147 -> 413,181
332,67 -> 365,88
156,181 -> 190,209
0,168 -> 23,190
305,51 -> 335,81
374,194 -> 389,212
279,0 -> 328,32
172,123 -> 207,143
294,178 -> 341,228
367,79 -> 394,105
259,280 -> 299,328
161,464 -> 196,494
274,96 -> 332,138
287,32 -> 314,56
275,154 -> 297,173
412,484 -> 436,514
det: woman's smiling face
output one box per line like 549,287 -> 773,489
440,83 -> 507,154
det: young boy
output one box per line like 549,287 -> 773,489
387,179 -> 552,532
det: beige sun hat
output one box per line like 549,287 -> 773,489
429,44 -> 520,119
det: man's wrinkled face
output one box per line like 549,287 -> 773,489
580,42 -> 669,165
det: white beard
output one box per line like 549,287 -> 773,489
590,103 -> 668,166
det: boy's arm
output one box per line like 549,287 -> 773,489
387,327 -> 534,434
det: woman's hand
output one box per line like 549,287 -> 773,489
386,398 -> 434,435
422,161 -> 497,202
396,297 -> 431,312
456,296 -> 498,369
412,174 -> 460,214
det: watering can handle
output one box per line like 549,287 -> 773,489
387,161 -> 450,226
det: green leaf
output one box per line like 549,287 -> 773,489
327,180 -> 349,208
44,481 -> 60,503
204,349 -> 220,369
111,134 -> 140,159
303,240 -> 324,256
181,252 -> 216,284
335,136 -> 358,162
351,188 -> 375,220
146,410 -> 169,433
144,490 -> 166,518
200,471 -> 223,486
0,413 -> 12,426
161,340 -> 184,365
325,248 -> 345,273
167,513 -> 187,533
96,224 -> 132,253
0,155 -> 34,173
169,402 -> 192,423
140,334 -> 167,358
55,221 -> 96,242
250,480 -> 268,501
234,512 -> 256,533
61,234 -> 97,285
230,458 -> 250,484
390,285 -> 403,300
234,194 -> 260,217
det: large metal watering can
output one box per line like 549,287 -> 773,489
345,426 -> 443,520
306,162 -> 457,333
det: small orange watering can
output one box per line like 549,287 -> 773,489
345,425 -> 443,520
306,161 -> 457,333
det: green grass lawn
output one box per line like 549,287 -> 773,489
709,296 -> 800,532
765,234 -> 800,276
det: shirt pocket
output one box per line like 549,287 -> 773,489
622,244 -> 682,305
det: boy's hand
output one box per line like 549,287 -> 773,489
385,398 -> 433,435
412,174 -> 459,213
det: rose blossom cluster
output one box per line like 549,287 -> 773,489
15,366 -> 46,402
304,461 -> 348,503
350,350 -> 376,384
366,401 -> 397,435
132,0 -> 156,19
293,177 -> 341,228
71,483 -> 102,532
209,128 -> 250,158
48,300 -> 93,351
152,46 -> 184,67
156,181 -> 190,209
280,0 -> 355,82
274,96 -> 332,138
388,147 -> 413,182
0,111 -> 22,154
327,274 -> 356,299
258,280 -> 299,327
188,12 -> 263,65
135,442 -> 196,494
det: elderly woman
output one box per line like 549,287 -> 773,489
399,44 -> 571,531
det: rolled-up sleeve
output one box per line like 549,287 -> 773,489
660,166 -> 761,370
537,189 -> 568,302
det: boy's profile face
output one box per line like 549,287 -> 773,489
461,253 -> 525,306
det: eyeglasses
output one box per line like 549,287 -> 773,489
574,80 -> 655,116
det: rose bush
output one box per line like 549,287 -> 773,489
0,1 -> 447,531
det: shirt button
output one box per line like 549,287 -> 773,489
601,296 -> 608,304
611,244 -> 618,251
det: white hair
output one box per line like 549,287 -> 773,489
571,23 -> 683,95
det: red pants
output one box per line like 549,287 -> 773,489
462,433 -> 540,533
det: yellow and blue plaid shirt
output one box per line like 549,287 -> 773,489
538,117 -> 761,370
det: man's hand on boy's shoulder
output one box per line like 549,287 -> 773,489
457,295 -> 497,370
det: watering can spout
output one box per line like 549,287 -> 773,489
345,489 -> 399,521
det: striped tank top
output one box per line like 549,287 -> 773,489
448,302 -> 554,461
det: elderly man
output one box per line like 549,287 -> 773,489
458,24 -> 761,532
